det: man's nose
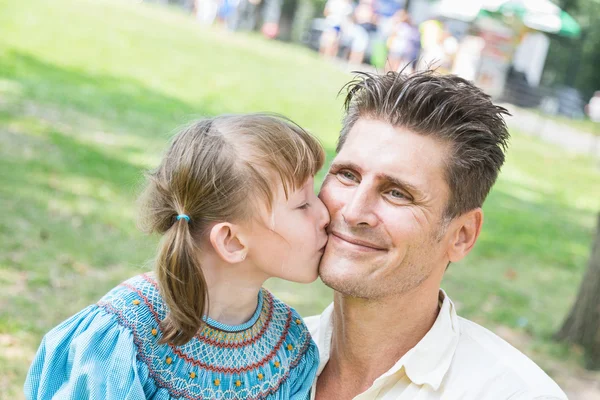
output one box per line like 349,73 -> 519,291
342,185 -> 378,227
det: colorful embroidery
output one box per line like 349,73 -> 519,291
97,273 -> 312,399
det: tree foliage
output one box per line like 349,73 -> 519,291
544,0 -> 600,99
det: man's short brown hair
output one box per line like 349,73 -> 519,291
339,70 -> 510,218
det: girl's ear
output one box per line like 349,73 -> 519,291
209,222 -> 248,263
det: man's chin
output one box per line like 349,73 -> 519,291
319,265 -> 371,298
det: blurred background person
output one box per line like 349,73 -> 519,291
417,18 -> 444,70
215,0 -> 238,27
586,91 -> 600,123
386,9 -> 420,72
586,91 -> 600,139
260,0 -> 282,38
229,0 -> 261,31
372,0 -> 403,38
319,0 -> 353,58
344,0 -> 377,65
439,28 -> 458,72
194,0 -> 220,24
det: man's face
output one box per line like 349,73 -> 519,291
318,118 -> 452,299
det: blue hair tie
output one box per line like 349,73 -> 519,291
176,214 -> 190,222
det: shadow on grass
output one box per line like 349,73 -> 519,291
0,50 -> 219,137
0,128 -> 155,335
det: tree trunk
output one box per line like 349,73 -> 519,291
555,212 -> 600,370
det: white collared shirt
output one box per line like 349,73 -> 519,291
305,290 -> 567,400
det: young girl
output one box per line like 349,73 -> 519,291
25,113 -> 330,399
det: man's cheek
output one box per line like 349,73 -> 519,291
317,179 -> 332,204
317,175 -> 333,197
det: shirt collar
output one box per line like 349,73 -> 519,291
313,289 -> 460,391
400,289 -> 460,390
314,302 -> 335,376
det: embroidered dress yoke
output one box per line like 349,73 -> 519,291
25,273 -> 318,400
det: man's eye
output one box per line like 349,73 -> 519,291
390,189 -> 406,199
386,189 -> 411,202
338,171 -> 357,182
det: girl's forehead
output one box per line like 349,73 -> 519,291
276,177 -> 314,202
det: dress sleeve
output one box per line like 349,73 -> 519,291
287,310 -> 320,400
24,305 -> 148,400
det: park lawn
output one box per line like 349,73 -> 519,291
1,0 -> 600,397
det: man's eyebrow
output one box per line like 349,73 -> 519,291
329,161 -> 362,173
378,173 -> 424,197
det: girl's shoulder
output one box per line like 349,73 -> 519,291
24,273 -> 164,399
96,272 -> 166,333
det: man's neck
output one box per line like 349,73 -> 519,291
317,276 -> 442,399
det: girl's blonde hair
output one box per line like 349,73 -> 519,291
138,113 -> 325,346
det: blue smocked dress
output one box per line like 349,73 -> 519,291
25,273 -> 318,399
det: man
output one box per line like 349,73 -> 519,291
386,10 -> 420,72
307,71 -> 567,399
586,91 -> 600,124
372,0 -> 404,35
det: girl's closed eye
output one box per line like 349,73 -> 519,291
298,202 -> 310,210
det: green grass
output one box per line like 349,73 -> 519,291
1,0 -> 600,397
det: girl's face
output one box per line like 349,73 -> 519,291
246,177 -> 330,283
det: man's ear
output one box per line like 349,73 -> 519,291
446,208 -> 483,263
209,223 -> 248,264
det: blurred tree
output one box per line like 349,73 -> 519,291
556,213 -> 600,370
544,0 -> 600,99
279,0 -> 299,40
